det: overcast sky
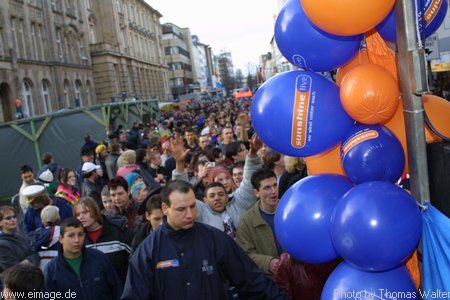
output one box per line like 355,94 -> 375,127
145,0 -> 280,74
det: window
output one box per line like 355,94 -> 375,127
11,18 -> 18,58
89,24 -> 96,44
31,23 -> 39,60
37,25 -> 45,60
55,28 -> 64,62
19,20 -> 27,59
51,0 -> 58,11
22,80 -> 35,117
41,81 -> 51,113
75,81 -> 82,107
79,38 -> 87,65
63,80 -> 70,107
116,0 -> 121,13
86,81 -> 92,106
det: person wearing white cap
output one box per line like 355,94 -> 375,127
81,162 -> 104,209
22,184 -> 72,234
27,205 -> 61,271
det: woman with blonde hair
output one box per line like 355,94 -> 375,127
278,156 -> 308,198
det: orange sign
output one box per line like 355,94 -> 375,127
291,75 -> 312,149
342,130 -> 379,156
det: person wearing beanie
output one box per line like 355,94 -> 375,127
38,169 -> 58,196
130,181 -> 148,204
95,144 -> 110,186
27,206 -> 61,270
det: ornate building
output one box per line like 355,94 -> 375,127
0,0 -> 95,122
0,0 -> 169,123
87,0 -> 169,103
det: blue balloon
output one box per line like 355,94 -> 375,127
275,174 -> 353,263
321,262 -> 418,300
331,181 -> 422,271
376,0 -> 448,43
274,0 -> 363,72
251,70 -> 354,157
340,124 -> 404,184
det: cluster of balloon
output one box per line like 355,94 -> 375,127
376,0 -> 449,43
260,0 -> 437,298
275,175 -> 353,263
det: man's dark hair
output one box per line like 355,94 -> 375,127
136,148 -> 147,163
204,182 -> 227,196
231,161 -> 245,172
263,150 -> 282,170
2,264 -> 44,297
20,164 -> 33,174
225,141 -> 245,161
251,168 -> 277,190
185,126 -> 195,134
60,217 -> 83,236
108,176 -> 129,193
41,152 -> 53,164
145,194 -> 162,213
160,180 -> 193,207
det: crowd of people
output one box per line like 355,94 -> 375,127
0,97 -> 336,300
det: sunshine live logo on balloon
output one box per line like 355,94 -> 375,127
291,75 -> 313,149
341,130 -> 379,156
424,0 -> 443,24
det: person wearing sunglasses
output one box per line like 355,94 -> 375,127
0,206 -> 39,289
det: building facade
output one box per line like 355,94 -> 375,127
0,0 -> 169,123
162,22 -> 195,99
0,0 -> 95,122
87,0 -> 168,103
191,35 -> 208,91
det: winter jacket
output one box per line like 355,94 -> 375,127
121,221 -> 288,300
44,247 -> 122,300
0,231 -> 40,288
28,226 -> 61,270
130,222 -> 152,252
236,200 -> 279,274
84,218 -> 131,286
55,185 -> 80,206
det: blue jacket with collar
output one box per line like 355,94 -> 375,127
121,221 -> 288,300
44,247 -> 122,300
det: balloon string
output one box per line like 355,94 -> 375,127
417,201 -> 429,211
415,0 -> 425,48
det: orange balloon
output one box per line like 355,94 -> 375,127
336,48 -> 370,86
422,94 -> 450,142
305,143 -> 345,176
340,63 -> 400,124
300,0 -> 396,36
384,102 -> 409,174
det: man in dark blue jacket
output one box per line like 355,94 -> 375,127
122,180 -> 288,300
44,218 -> 122,300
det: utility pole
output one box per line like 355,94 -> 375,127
395,0 -> 431,207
